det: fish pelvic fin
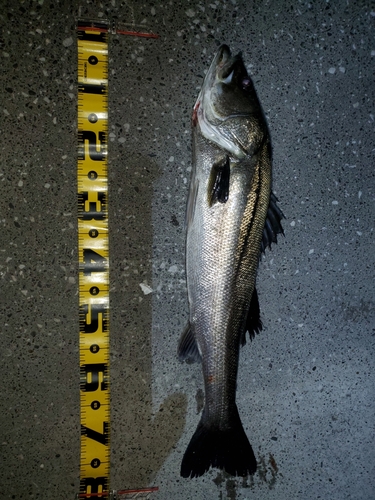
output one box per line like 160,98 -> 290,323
207,155 -> 230,207
180,405 -> 257,478
178,323 -> 202,363
241,287 -> 263,346
260,191 -> 285,254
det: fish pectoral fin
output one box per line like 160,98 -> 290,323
241,287 -> 263,346
260,191 -> 285,254
207,156 -> 230,207
178,323 -> 202,364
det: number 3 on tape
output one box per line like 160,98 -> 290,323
77,20 -> 110,498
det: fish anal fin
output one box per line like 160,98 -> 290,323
260,191 -> 285,254
241,287 -> 263,346
207,156 -> 230,207
178,323 -> 201,364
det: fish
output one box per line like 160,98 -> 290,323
178,44 -> 284,478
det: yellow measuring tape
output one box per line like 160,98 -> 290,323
76,20 -> 159,499
77,20 -> 110,498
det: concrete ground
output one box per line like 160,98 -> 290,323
1,1 -> 374,499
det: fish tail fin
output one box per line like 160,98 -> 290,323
180,405 -> 257,478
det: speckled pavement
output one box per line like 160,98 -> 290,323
1,1 -> 374,499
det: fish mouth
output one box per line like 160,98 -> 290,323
214,45 -> 245,86
199,45 -> 245,94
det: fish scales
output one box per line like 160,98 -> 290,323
178,45 -> 284,478
189,139 -> 271,419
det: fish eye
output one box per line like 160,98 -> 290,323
242,78 -> 252,91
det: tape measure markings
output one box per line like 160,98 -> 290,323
77,20 -> 110,498
76,19 -> 159,499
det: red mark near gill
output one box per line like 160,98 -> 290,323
192,101 -> 200,127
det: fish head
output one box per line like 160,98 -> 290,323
194,45 -> 265,158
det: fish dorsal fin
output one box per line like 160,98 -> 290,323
260,191 -> 285,254
178,323 -> 202,363
241,287 -> 263,346
207,156 -> 230,207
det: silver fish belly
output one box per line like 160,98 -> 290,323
178,45 -> 284,478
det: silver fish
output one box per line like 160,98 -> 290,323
178,45 -> 284,478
